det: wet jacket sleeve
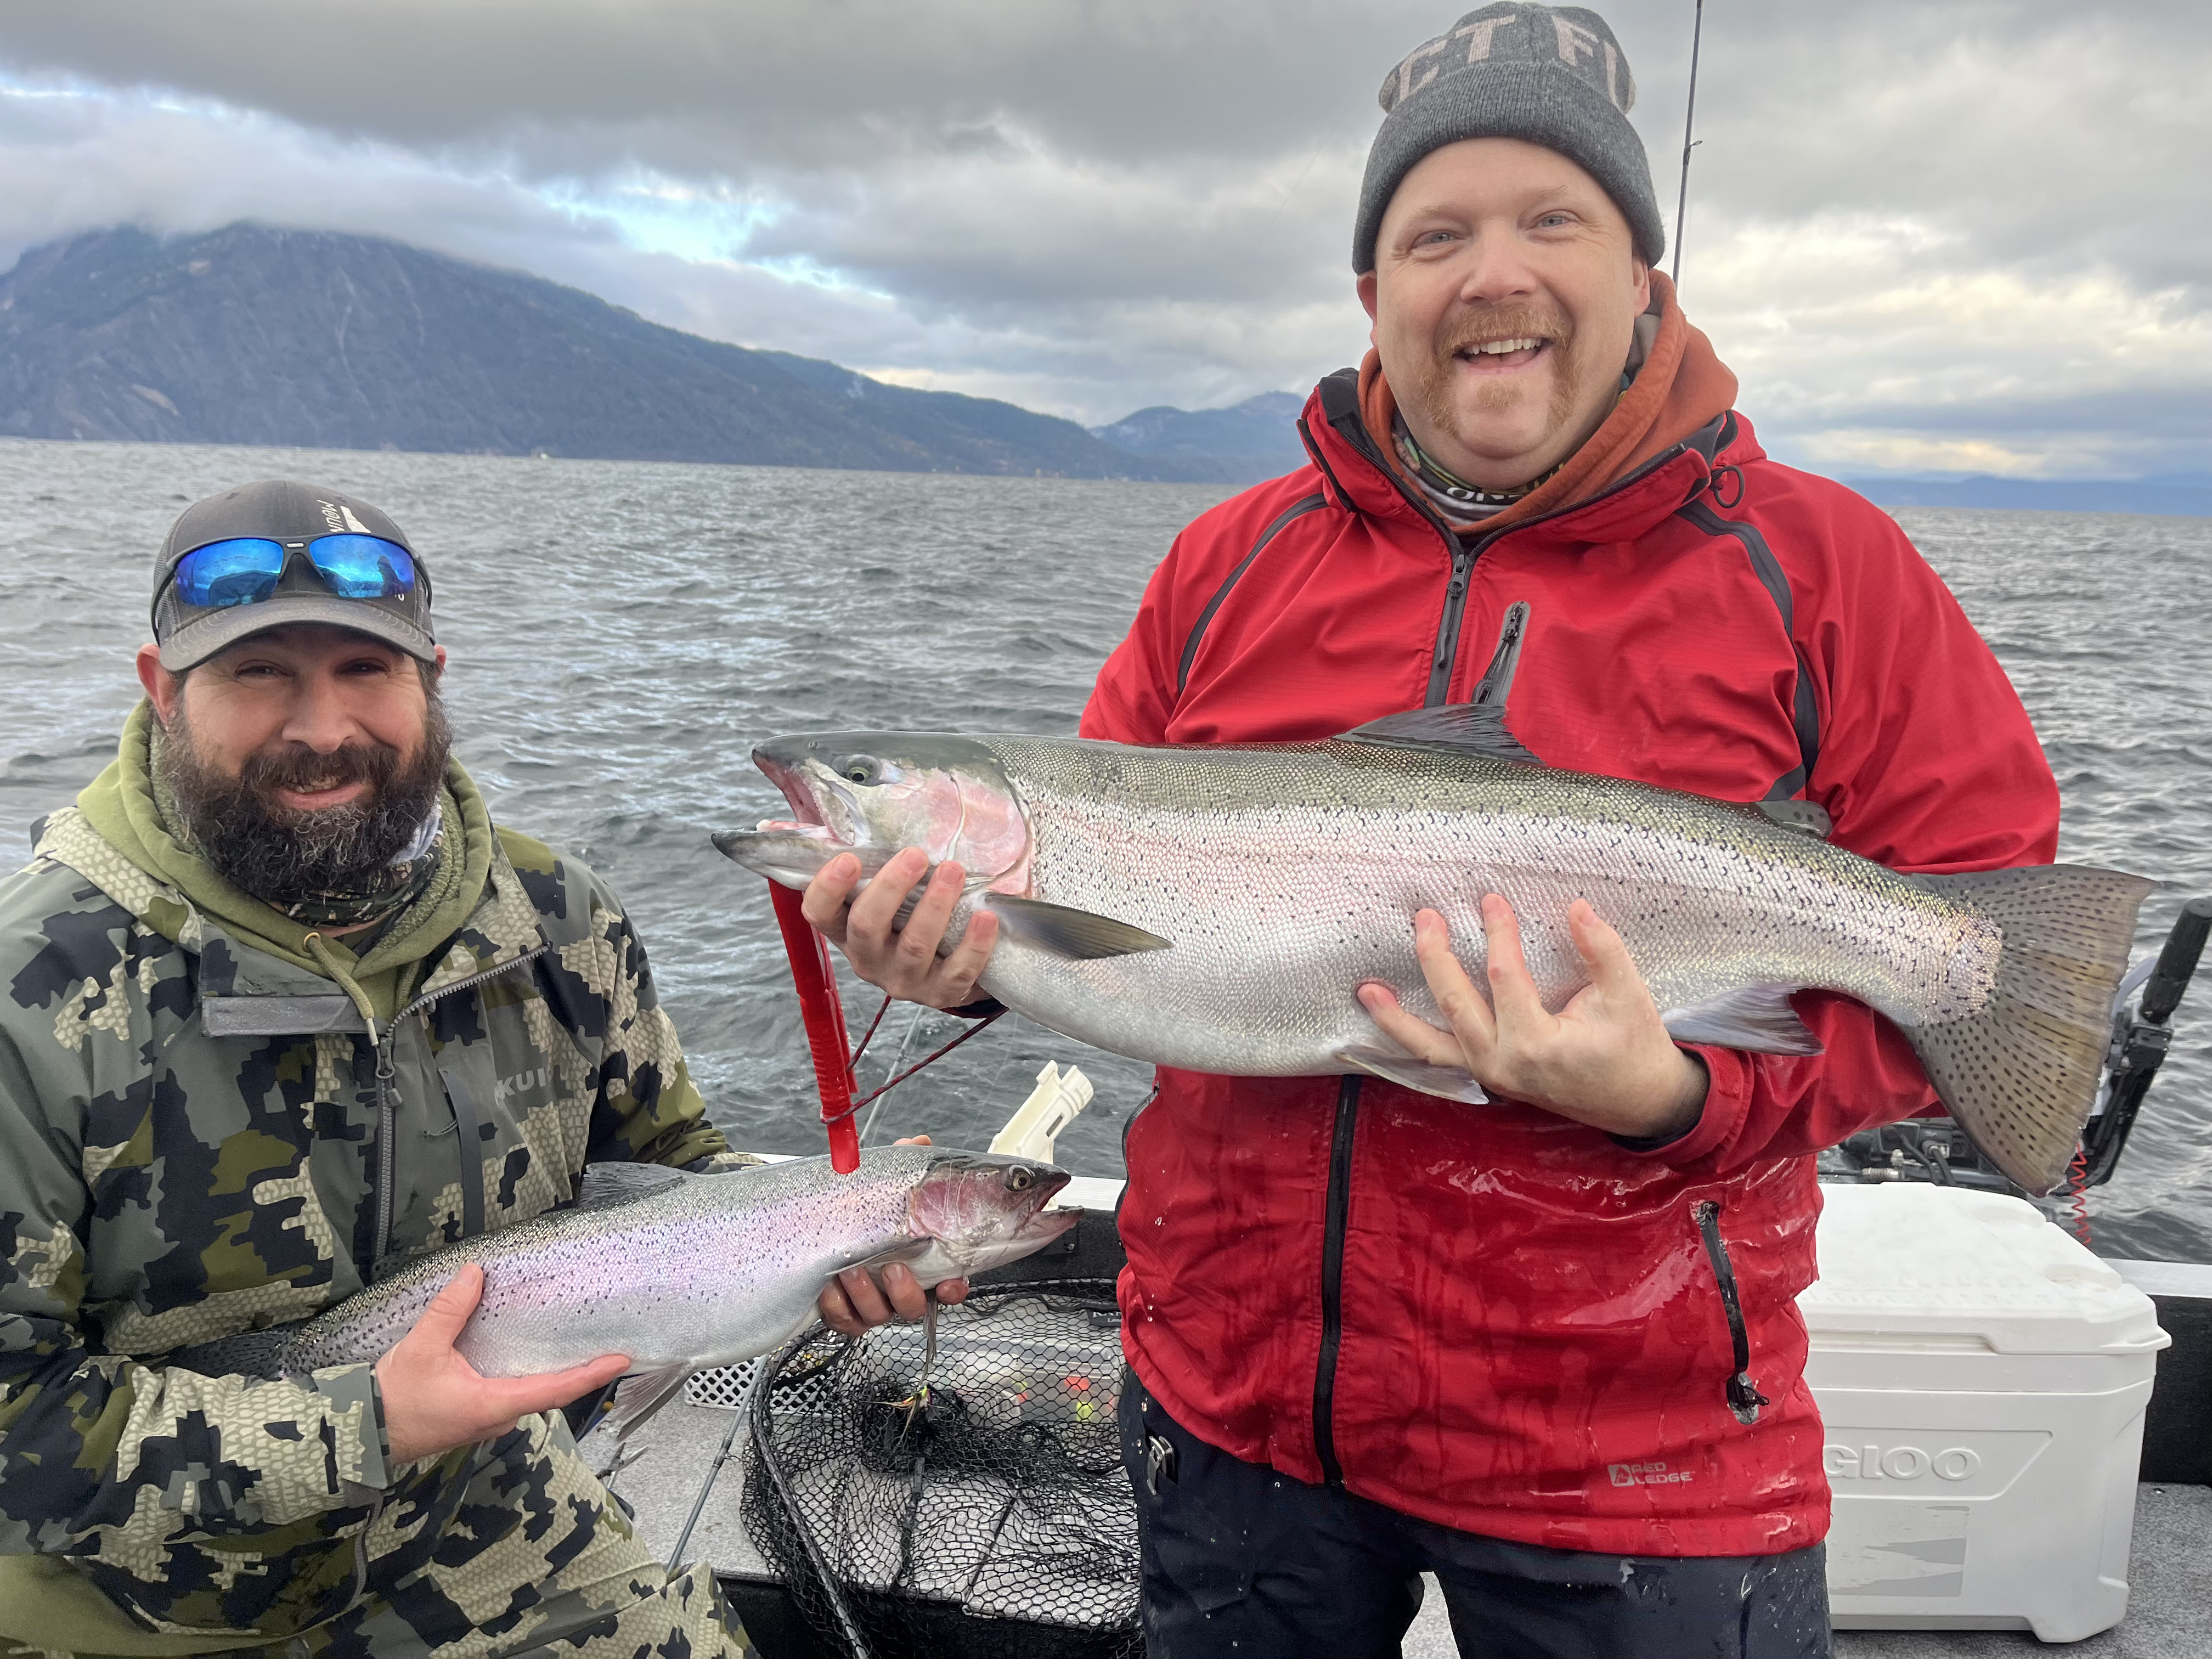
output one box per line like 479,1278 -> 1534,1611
0,1026 -> 394,1554
1631,484 -> 2062,1176
567,871 -> 732,1171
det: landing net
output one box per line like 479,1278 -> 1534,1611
742,1280 -> 1141,1658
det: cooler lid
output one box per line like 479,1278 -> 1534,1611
1799,1184 -> 2168,1356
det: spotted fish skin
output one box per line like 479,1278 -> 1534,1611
964,735 -> 2004,1077
186,1147 -> 1074,1384
728,724 -> 2153,1195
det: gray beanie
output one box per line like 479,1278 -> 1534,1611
1353,4 -> 1663,273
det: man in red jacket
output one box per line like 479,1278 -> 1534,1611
808,5 -> 2058,1655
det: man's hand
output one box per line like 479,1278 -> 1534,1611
816,1136 -> 972,1336
376,1264 -> 629,1465
1357,894 -> 1708,1140
800,849 -> 1000,1011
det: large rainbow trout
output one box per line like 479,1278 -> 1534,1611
174,1147 -> 1075,1437
715,706 -> 2153,1195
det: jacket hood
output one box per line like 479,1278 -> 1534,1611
1316,270 -> 1739,542
58,699 -> 499,1019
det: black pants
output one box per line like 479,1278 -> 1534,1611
1119,1380 -> 1832,1659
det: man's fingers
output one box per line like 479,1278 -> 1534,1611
934,906 -> 1000,1003
1356,982 -> 1465,1066
1567,899 -> 1640,996
798,851 -> 864,940
833,1266 -> 894,1327
845,849 -> 930,947
817,1278 -> 864,1336
877,1263 -> 932,1323
1480,894 -> 1550,1029
936,1278 -> 971,1307
483,1352 -> 630,1419
406,1264 -> 484,1349
891,860 -> 966,973
1410,910 -> 1496,1053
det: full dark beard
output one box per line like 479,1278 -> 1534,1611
158,699 -> 453,906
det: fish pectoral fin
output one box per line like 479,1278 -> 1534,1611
838,1237 -> 933,1277
1661,986 -> 1824,1056
1336,703 -> 1543,766
576,1161 -> 692,1211
601,1363 -> 693,1445
982,894 -> 1172,960
1335,1045 -> 1489,1104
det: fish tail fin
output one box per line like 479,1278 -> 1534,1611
1911,865 -> 2153,1194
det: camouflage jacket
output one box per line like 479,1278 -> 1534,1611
0,802 -> 740,1650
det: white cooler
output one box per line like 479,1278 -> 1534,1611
1801,1184 -> 2170,1642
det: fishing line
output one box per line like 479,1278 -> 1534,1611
859,1000 -> 929,1144
825,1007 -> 1009,1126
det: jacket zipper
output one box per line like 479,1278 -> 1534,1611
1311,1076 -> 1361,1485
366,948 -> 549,1268
1469,601 -> 1530,707
1320,387 -> 1724,711
1691,1200 -> 1769,1426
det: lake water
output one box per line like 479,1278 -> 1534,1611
3,438 -> 2207,1262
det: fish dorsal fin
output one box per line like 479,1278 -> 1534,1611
577,1161 -> 691,1210
1756,799 -> 1832,839
1338,703 -> 1543,766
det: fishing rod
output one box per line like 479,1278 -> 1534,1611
1670,0 -> 1706,289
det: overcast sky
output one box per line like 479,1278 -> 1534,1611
1,2 -> 2204,479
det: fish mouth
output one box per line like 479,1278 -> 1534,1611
754,747 -> 868,849
1016,1204 -> 1082,1245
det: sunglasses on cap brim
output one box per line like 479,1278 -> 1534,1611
168,534 -> 418,611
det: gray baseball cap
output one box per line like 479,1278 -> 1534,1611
1354,4 -> 1664,273
151,479 -> 437,671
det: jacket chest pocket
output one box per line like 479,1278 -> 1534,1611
405,998 -> 585,1248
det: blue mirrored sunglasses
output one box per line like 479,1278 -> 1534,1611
171,534 -> 417,610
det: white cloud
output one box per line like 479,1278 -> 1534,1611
0,2 -> 2205,462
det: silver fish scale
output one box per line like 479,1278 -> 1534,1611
289,1148 -> 944,1377
963,736 -> 1999,1077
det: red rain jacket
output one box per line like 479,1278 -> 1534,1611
1081,320 -> 2058,1556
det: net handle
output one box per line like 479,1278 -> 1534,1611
767,882 -> 862,1173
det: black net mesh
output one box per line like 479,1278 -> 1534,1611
742,1280 -> 1142,1659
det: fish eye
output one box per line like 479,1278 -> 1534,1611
838,756 -> 881,786
1006,1167 -> 1034,1192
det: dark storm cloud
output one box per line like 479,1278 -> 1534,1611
0,1 -> 2204,469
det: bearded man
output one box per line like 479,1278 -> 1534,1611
0,481 -> 759,1658
803,7 -> 2059,1656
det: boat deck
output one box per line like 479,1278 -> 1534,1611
598,1191 -> 2211,1656
601,1406 -> 2209,1657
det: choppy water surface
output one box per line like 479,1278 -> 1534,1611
3,440 -> 2207,1261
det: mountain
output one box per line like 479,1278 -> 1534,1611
0,224 -> 1206,480
1090,391 -> 1310,484
1844,475 -> 2212,517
